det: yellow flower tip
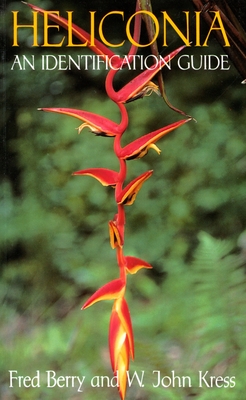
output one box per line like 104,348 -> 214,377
117,349 -> 129,400
126,81 -> 160,103
77,122 -> 100,135
118,373 -> 127,400
144,81 -> 161,97
149,143 -> 161,155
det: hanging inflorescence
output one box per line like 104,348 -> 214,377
25,2 -> 191,399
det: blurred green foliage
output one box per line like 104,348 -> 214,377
1,0 -> 246,399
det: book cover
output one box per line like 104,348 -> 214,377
1,1 -> 246,399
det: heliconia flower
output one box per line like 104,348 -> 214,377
82,278 -> 125,310
110,318 -> 129,400
116,170 -> 153,206
109,297 -> 134,400
109,220 -> 124,249
105,45 -> 186,103
125,256 -> 152,274
24,3 -> 194,400
116,118 -> 191,160
23,2 -> 116,61
38,106 -> 128,137
113,297 -> 134,359
73,168 -> 118,187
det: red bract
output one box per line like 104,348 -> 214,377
23,2 -> 116,61
106,45 -> 186,103
38,103 -> 129,136
116,119 -> 191,159
125,256 -> 152,274
25,1 -> 192,399
82,279 -> 125,309
116,170 -> 153,206
73,168 -> 118,187
24,1 -> 142,67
